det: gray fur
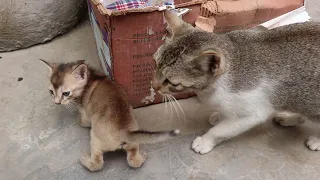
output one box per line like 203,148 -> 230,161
153,11 -> 320,154
227,22 -> 320,117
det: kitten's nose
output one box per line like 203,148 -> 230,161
54,98 -> 61,105
151,79 -> 161,91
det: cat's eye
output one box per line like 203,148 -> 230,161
164,79 -> 178,86
62,91 -> 70,96
49,90 -> 54,95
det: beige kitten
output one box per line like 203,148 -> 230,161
152,11 -> 320,154
40,59 -> 180,171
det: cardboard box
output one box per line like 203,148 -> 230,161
87,0 -> 303,108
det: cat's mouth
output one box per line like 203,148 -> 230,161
158,90 -> 181,96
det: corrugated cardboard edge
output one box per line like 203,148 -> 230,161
89,0 -> 116,80
196,0 -> 304,32
90,0 -> 207,16
90,0 -> 304,17
200,0 -> 305,18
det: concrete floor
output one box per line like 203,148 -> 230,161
1,1 -> 320,179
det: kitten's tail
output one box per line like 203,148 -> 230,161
121,129 -> 180,144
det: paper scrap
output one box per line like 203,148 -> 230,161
259,5 -> 311,30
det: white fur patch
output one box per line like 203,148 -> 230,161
192,76 -> 276,154
202,77 -> 275,120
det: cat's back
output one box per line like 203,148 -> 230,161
225,22 -> 320,117
227,22 -> 320,43
226,22 -> 320,74
226,21 -> 320,76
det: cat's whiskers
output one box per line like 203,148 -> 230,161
165,94 -> 174,121
170,95 -> 186,122
167,94 -> 180,119
195,90 -> 206,98
164,95 -> 168,117
167,95 -> 174,128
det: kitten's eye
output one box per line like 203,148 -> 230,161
49,90 -> 54,95
62,91 -> 70,96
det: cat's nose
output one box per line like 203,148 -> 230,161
151,79 -> 161,91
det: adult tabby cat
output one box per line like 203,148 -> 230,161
40,59 -> 180,171
152,10 -> 320,154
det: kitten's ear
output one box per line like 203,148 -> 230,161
164,10 -> 187,35
72,64 -> 88,80
194,51 -> 221,73
39,59 -> 56,72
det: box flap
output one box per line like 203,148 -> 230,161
196,0 -> 304,32
200,0 -> 304,17
90,0 -> 205,16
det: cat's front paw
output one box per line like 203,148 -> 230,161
192,136 -> 214,154
306,136 -> 320,151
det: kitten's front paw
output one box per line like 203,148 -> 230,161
192,136 -> 214,154
306,136 -> 320,151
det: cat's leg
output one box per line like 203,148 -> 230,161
306,136 -> 320,151
274,112 -> 319,151
192,115 -> 266,154
80,130 -> 104,171
123,143 -> 147,168
79,109 -> 91,128
274,111 -> 305,127
208,112 -> 220,126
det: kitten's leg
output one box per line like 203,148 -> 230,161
306,136 -> 320,151
274,111 -> 305,127
80,130 -> 104,171
123,143 -> 147,168
79,110 -> 91,128
192,115 -> 266,154
80,146 -> 104,171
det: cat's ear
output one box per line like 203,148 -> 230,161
194,51 -> 221,73
72,64 -> 88,80
39,59 -> 56,72
164,10 -> 186,35
76,60 -> 85,64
